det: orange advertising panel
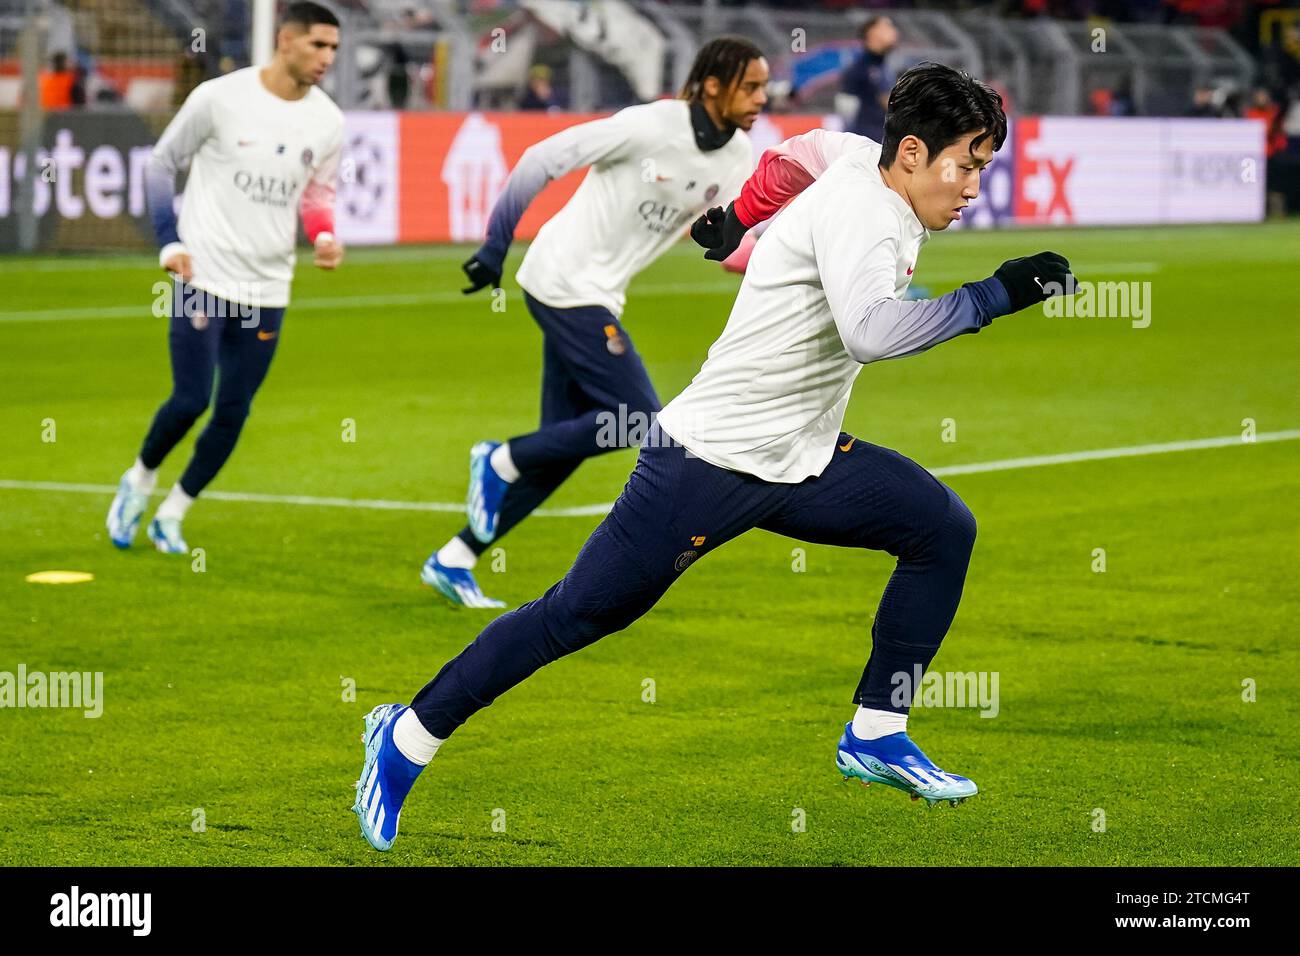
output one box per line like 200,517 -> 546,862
396,110 -> 833,244
399,111 -> 602,243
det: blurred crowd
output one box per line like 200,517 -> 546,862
26,0 -> 1300,211
31,0 -> 1300,146
682,0 -> 1279,34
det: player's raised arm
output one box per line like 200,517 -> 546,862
817,183 -> 1075,364
816,70 -> 1077,365
820,226 -> 1006,365
145,82 -> 216,282
302,128 -> 344,270
460,110 -> 646,293
691,127 -> 877,262
825,237 -> 1076,368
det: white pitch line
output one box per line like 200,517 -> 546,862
0,282 -> 739,324
0,480 -> 466,513
1,428 -> 1293,518
928,429 -> 1300,475
0,245 -> 492,275
0,263 -> 1158,324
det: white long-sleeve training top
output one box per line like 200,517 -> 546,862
657,147 -> 1007,482
145,67 -> 343,308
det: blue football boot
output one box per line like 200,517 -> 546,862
106,470 -> 151,548
836,722 -> 977,807
466,441 -> 509,543
421,553 -> 505,608
146,515 -> 188,554
353,703 -> 425,851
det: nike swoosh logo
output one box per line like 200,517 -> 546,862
906,266 -> 914,276
839,438 -> 855,452
257,330 -> 277,340
1033,276 -> 1044,290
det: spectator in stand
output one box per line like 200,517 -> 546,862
1111,79 -> 1136,116
1088,82 -> 1135,116
69,55 -> 87,107
841,15 -> 898,141
1188,84 -> 1218,116
1088,85 -> 1113,115
39,52 -> 77,110
1222,88 -> 1245,117
387,40 -> 411,108
519,64 -> 560,111
1246,87 -> 1288,157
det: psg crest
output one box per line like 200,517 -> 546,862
603,323 -> 627,355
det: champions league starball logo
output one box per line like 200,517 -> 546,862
340,132 -> 387,221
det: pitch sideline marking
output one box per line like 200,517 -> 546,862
0,429 -> 1294,518
0,263 -> 1159,323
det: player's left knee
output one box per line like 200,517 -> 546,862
541,600 -> 613,656
211,399 -> 252,428
935,488 -> 977,563
544,583 -> 644,653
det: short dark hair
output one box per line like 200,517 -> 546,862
879,62 -> 1007,167
679,36 -> 764,103
281,1 -> 340,31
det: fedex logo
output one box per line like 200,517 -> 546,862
1013,117 -> 1075,224
1007,116 -> 1263,226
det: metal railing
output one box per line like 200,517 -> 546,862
0,0 -> 1263,116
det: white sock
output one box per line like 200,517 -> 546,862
393,708 -> 444,766
127,458 -> 157,495
489,442 -> 520,483
155,483 -> 194,521
851,706 -> 908,740
436,536 -> 478,570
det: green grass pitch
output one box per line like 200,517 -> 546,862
0,223 -> 1297,866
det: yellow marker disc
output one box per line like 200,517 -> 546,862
25,571 -> 95,585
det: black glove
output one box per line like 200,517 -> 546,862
461,253 -> 502,294
690,202 -> 749,262
992,251 -> 1076,314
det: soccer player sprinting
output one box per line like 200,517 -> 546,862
105,2 -> 345,554
356,64 -> 1077,851
421,37 -> 769,609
